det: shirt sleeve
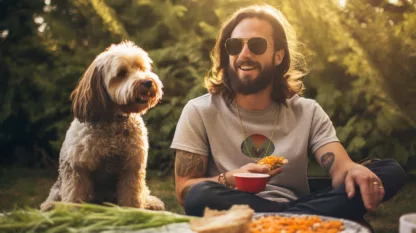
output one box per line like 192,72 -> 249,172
309,102 -> 340,154
170,101 -> 209,156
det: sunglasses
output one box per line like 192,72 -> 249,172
225,37 -> 268,56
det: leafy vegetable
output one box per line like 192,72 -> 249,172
0,202 -> 195,233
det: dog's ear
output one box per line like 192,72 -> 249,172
70,61 -> 112,122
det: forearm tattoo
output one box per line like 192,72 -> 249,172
321,152 -> 335,171
180,185 -> 193,200
175,150 -> 204,177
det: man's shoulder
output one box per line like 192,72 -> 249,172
286,94 -> 318,111
186,93 -> 223,111
187,93 -> 211,105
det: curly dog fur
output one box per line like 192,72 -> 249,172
40,41 -> 165,211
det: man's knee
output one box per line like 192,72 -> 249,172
183,181 -> 220,216
374,158 -> 406,179
385,159 -> 407,195
386,159 -> 406,176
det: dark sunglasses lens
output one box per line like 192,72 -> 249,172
225,38 -> 243,55
248,38 -> 267,55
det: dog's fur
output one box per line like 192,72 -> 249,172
40,41 -> 165,211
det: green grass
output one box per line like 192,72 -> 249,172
146,171 -> 185,215
365,183 -> 416,233
0,167 -> 414,233
0,168 -> 184,214
0,168 -> 58,210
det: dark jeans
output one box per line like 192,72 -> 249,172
184,159 -> 407,220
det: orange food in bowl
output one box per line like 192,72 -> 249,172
250,215 -> 344,233
257,155 -> 288,169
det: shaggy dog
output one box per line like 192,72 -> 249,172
40,41 -> 165,211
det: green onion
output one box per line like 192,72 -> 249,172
0,202 -> 196,233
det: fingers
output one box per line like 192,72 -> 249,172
371,179 -> 385,208
356,176 -> 374,211
363,178 -> 376,212
269,167 -> 284,177
379,181 -> 385,202
358,176 -> 385,212
246,163 -> 270,173
243,163 -> 285,176
344,173 -> 355,199
362,177 -> 386,212
347,166 -> 385,212
372,181 -> 380,210
345,170 -> 379,212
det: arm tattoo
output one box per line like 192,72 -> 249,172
180,185 -> 193,200
321,152 -> 335,171
175,150 -> 204,177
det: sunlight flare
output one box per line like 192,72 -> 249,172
388,0 -> 399,4
0,30 -> 9,39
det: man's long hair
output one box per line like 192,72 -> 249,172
204,4 -> 307,105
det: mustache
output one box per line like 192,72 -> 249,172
234,59 -> 261,69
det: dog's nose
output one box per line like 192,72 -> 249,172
142,80 -> 153,89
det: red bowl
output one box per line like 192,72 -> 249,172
233,173 -> 270,193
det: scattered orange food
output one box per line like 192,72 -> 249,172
257,156 -> 288,169
249,215 -> 344,233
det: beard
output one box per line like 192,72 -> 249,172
226,59 -> 277,95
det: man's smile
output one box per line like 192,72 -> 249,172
239,65 -> 257,71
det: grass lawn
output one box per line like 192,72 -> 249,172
1,167 -> 415,233
0,168 -> 185,215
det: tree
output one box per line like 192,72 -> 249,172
1,0 -> 415,175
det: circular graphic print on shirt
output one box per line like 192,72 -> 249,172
240,134 -> 275,159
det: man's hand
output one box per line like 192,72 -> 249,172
344,164 -> 385,212
314,142 -> 385,212
226,163 -> 284,186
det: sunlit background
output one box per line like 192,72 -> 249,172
0,0 -> 415,232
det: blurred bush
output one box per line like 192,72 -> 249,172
0,0 -> 415,176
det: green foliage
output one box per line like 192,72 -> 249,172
0,0 -> 415,172
285,0 -> 416,164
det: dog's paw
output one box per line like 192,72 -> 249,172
144,195 -> 165,211
40,201 -> 56,212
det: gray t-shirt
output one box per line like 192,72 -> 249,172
171,93 -> 339,202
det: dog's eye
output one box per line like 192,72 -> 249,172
117,68 -> 128,78
117,68 -> 128,77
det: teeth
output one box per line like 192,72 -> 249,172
240,65 -> 255,70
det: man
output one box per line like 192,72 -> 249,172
170,4 -> 406,221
